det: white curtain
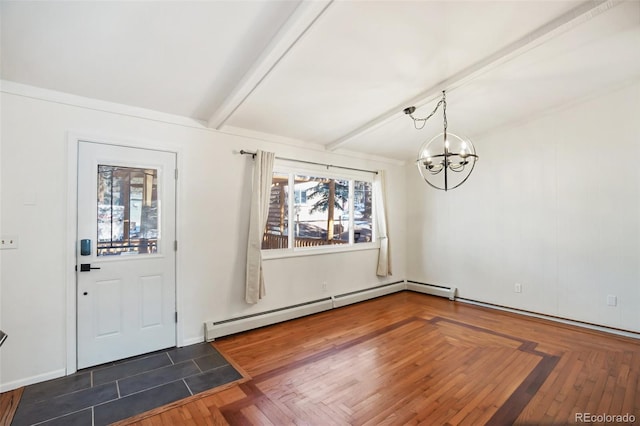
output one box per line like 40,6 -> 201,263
246,150 -> 275,304
374,170 -> 392,277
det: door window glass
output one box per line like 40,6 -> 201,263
97,165 -> 159,256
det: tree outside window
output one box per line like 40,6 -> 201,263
263,171 -> 373,250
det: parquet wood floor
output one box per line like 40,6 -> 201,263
3,292 -> 639,425
0,386 -> 22,426
126,292 -> 639,425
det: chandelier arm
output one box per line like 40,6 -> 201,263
447,158 -> 477,190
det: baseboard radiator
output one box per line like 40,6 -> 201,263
205,281 -> 406,341
406,280 -> 457,301
332,281 -> 406,308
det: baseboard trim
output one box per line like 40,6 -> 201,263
205,299 -> 334,341
332,281 -> 406,308
0,368 -> 66,393
181,336 -> 206,347
457,297 -> 640,340
406,280 -> 456,300
205,281 -> 406,341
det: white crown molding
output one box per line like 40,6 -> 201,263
332,148 -> 406,167
1,80 -> 405,166
1,80 -> 209,130
221,125 -> 406,167
220,124 -> 327,151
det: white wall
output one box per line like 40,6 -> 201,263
6,76 -> 636,392
407,80 -> 640,333
0,87 -> 406,391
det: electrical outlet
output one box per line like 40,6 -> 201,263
514,283 -> 522,293
322,282 -> 328,292
607,295 -> 617,307
0,235 -> 18,250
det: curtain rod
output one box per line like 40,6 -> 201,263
239,150 -> 378,175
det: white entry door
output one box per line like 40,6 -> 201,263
77,141 -> 177,369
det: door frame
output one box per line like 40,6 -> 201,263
66,132 -> 183,375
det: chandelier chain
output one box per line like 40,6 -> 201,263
410,91 -> 447,131
442,91 -> 447,135
411,100 -> 442,129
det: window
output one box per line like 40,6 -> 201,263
353,180 -> 373,244
263,168 -> 375,252
262,173 -> 289,249
294,189 -> 307,204
97,165 -> 159,256
294,175 -> 349,246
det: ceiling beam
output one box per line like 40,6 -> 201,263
207,0 -> 333,129
326,0 -> 621,152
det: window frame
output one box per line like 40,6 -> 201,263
262,161 -> 378,259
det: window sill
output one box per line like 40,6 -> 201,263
261,242 -> 379,260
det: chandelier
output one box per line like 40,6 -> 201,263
404,90 -> 478,191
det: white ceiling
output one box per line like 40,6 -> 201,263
2,0 -> 639,161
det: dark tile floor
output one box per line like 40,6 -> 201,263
11,343 -> 242,426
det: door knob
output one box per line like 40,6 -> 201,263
79,264 -> 101,272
